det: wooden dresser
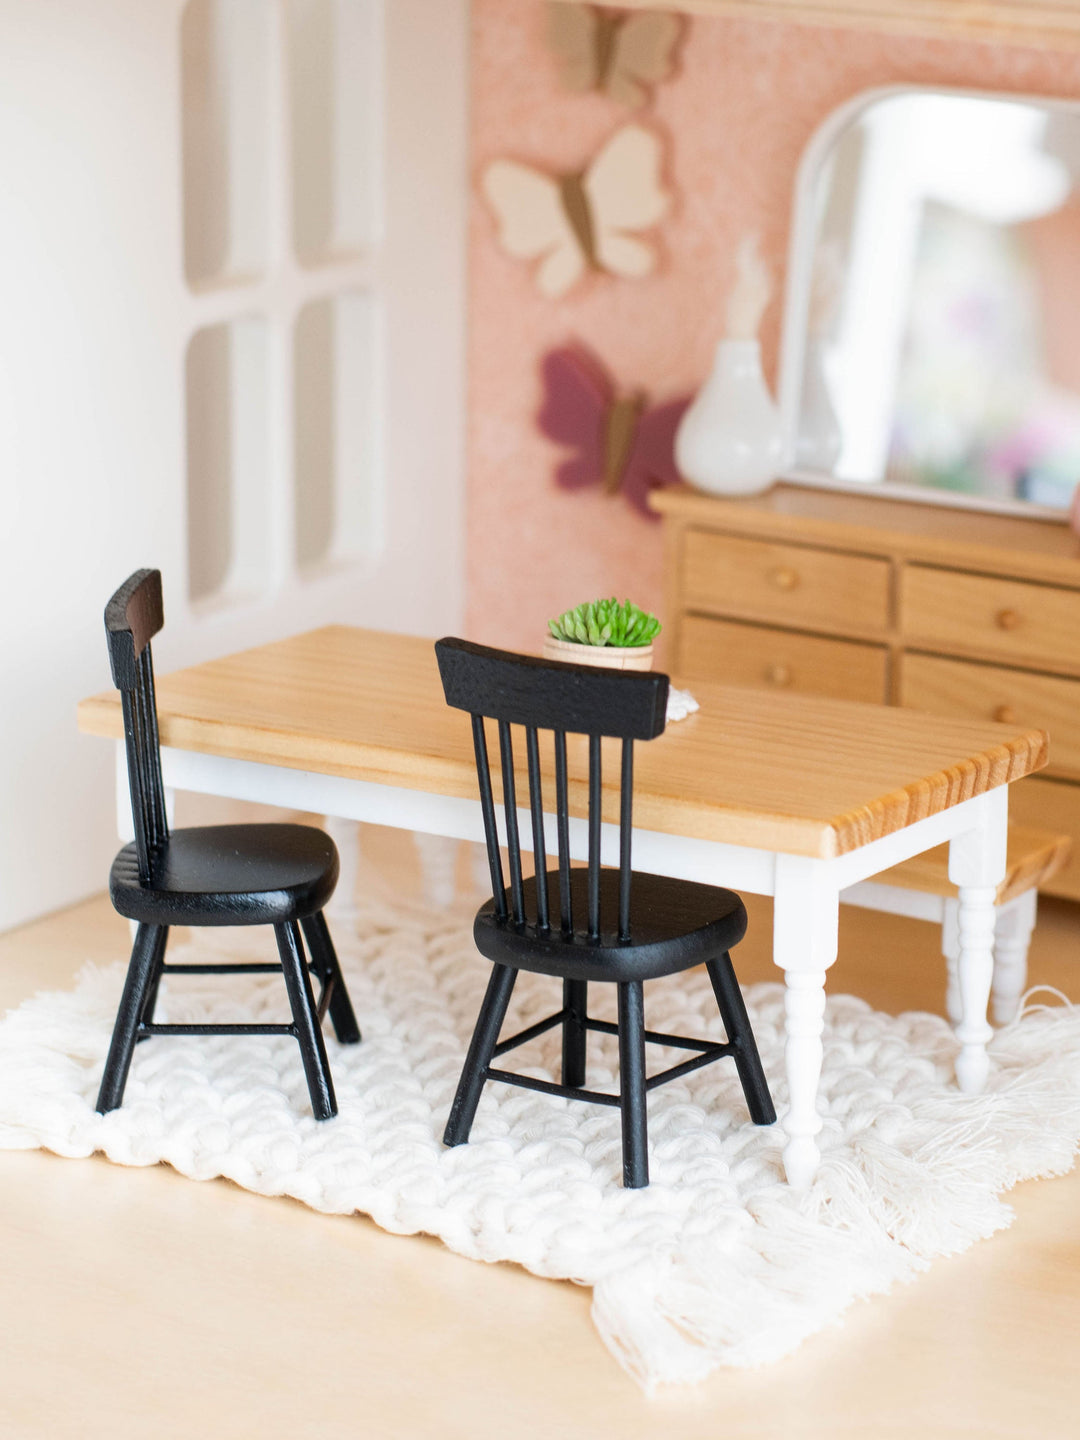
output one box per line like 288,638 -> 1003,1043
654,483 -> 1080,900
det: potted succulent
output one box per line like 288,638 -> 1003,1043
543,598 -> 661,671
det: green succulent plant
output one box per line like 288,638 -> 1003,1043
548,598 -> 661,648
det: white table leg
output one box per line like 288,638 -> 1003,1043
323,816 -> 361,921
413,831 -> 459,908
991,888 -> 1037,1026
948,787 -> 1009,1093
773,855 -> 839,1190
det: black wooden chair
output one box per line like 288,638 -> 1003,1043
435,637 -> 775,1188
97,569 -> 360,1121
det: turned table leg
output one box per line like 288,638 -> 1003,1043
773,855 -> 839,1190
948,788 -> 1009,1094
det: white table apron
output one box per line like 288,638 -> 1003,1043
117,742 -> 1010,1189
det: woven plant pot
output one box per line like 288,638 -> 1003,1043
542,636 -> 654,671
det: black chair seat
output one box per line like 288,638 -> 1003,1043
110,824 -> 339,926
475,869 -> 747,983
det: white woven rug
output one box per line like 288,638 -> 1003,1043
1,891 -> 1079,1392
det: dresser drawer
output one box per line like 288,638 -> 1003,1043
901,565 -> 1080,672
682,531 -> 891,634
901,652 -> 1080,781
678,616 -> 888,702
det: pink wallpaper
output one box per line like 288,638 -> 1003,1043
466,0 -> 1080,650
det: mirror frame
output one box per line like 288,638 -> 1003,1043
777,82 -> 1080,523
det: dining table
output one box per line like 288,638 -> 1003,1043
77,625 -> 1048,1187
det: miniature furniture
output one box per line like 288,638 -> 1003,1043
97,571 -> 360,1120
77,625 -> 1047,1186
842,826 -> 1071,1026
434,637 -> 775,1188
655,483 -> 1080,902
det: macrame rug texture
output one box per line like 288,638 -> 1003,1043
1,891 -> 1079,1393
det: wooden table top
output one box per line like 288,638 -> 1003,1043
77,626 -> 1048,860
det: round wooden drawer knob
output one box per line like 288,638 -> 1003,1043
764,662 -> 792,687
993,704 -> 1018,725
996,609 -> 1021,630
770,567 -> 799,591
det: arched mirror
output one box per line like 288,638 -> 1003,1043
779,86 -> 1080,518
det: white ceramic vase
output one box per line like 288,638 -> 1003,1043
675,338 -> 783,497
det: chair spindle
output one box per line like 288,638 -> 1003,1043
525,726 -> 549,933
140,647 -> 169,848
121,646 -> 171,878
120,689 -> 151,882
619,739 -> 634,943
471,714 -> 506,921
134,672 -> 157,852
554,730 -> 573,935
498,720 -> 526,926
588,733 -> 602,940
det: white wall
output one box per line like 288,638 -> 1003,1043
0,0 -> 467,933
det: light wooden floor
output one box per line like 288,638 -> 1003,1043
1,825 -> 1078,1440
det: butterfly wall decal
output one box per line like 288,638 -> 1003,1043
481,124 -> 670,298
538,344 -> 689,519
545,3 -> 685,110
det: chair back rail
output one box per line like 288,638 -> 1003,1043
436,638 -> 669,942
105,569 -> 169,882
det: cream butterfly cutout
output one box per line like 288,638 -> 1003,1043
546,2 -> 684,110
481,124 -> 671,298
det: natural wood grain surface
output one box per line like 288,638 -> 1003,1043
682,528 -> 892,637
901,651 -> 1080,783
902,564 -> 1080,674
875,824 -> 1071,905
657,483 -> 1080,891
78,626 -> 1047,860
652,484 -> 1080,590
603,0 -> 1080,49
678,614 -> 888,703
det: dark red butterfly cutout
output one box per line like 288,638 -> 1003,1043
538,344 -> 689,520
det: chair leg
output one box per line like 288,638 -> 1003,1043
136,926 -> 170,1037
617,981 -> 649,1188
562,978 -> 587,1088
444,963 -> 517,1147
97,923 -> 165,1113
275,922 -> 337,1121
707,952 -> 776,1126
299,911 -> 361,1045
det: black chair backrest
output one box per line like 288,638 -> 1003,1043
105,569 -> 168,882
435,638 -> 669,943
